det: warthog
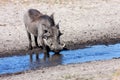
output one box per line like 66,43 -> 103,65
24,9 -> 65,59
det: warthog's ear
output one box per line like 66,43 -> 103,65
56,23 -> 59,29
60,32 -> 63,36
50,13 -> 55,25
50,13 -> 54,19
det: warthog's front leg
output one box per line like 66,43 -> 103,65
39,35 -> 50,60
43,45 -> 50,60
37,24 -> 46,49
39,36 -> 44,47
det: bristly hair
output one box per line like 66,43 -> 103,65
40,15 -> 55,26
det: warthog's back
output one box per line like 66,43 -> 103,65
24,9 -> 55,37
24,9 -> 43,36
24,12 -> 37,36
28,9 -> 43,22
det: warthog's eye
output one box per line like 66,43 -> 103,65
44,30 -> 48,33
50,43 -> 53,46
58,31 -> 63,37
43,35 -> 48,40
44,36 -> 48,40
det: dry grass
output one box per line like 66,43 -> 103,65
112,68 -> 120,80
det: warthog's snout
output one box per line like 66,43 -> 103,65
50,43 -> 65,52
43,39 -> 65,51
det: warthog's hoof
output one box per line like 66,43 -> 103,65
28,46 -> 33,50
34,46 -> 43,49
63,47 -> 68,50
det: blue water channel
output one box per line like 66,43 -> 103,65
0,43 -> 120,75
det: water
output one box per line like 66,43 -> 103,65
1,43 -> 120,75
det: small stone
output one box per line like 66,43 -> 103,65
42,71 -> 45,73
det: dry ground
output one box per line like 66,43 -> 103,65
1,0 -> 120,55
1,0 -> 120,80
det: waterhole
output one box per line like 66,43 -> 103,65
1,43 -> 120,75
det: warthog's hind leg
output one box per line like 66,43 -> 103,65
29,51 -> 33,62
34,36 -> 39,48
27,31 -> 32,50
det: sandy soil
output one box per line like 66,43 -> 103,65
1,0 -> 120,55
1,0 -> 120,80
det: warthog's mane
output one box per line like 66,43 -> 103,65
39,15 -> 55,26
28,9 -> 55,26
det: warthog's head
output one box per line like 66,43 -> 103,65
43,23 -> 65,52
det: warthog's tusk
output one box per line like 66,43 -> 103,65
62,43 -> 65,48
43,39 -> 48,45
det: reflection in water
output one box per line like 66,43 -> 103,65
29,53 -> 63,69
50,53 -> 63,66
1,43 -> 120,74
0,52 -> 63,74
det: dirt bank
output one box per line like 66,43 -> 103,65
1,0 -> 120,56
